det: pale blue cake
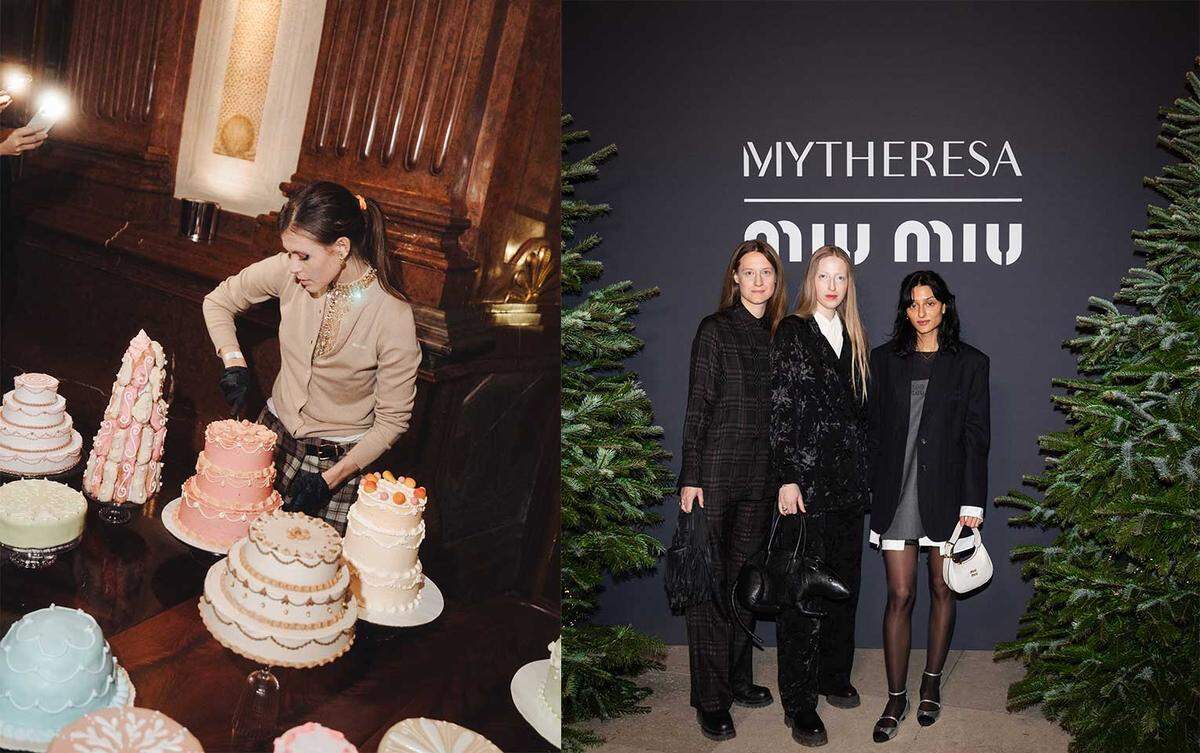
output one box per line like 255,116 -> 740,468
0,605 -> 133,752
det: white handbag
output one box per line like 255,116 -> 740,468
939,522 -> 993,594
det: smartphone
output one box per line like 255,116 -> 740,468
25,109 -> 56,134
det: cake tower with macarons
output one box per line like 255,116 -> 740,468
342,471 -> 427,615
84,330 -> 169,505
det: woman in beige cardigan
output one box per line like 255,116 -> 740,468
202,181 -> 422,533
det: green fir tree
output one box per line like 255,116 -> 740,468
996,64 -> 1200,753
560,116 -> 675,752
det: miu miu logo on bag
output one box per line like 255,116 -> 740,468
969,569 -> 978,576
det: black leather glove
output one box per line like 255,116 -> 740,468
283,471 -> 332,517
219,366 -> 251,416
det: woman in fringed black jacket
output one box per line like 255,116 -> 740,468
770,245 -> 872,747
678,239 -> 787,741
867,270 -> 989,743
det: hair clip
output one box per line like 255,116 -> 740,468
354,193 -> 367,212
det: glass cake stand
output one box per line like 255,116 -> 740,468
1,533 -> 83,569
83,490 -> 148,527
230,667 -> 281,751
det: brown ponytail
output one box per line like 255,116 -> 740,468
278,181 -> 405,299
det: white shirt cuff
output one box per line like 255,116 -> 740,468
959,505 -> 984,520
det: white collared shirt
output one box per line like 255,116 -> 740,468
813,308 -> 843,357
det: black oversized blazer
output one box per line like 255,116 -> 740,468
677,303 -> 773,503
867,340 -> 990,541
769,314 -> 871,513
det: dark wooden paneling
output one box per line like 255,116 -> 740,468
3,0 -> 560,614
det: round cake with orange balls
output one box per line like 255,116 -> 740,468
342,471 -> 428,614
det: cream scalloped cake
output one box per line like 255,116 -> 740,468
273,722 -> 357,753
342,472 -> 427,614
177,419 -> 283,550
84,330 -> 169,504
199,510 -> 357,668
540,637 -> 561,721
0,606 -> 134,752
0,479 -> 86,550
47,708 -> 203,753
0,373 -> 84,476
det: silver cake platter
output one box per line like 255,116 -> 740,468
1,533 -> 83,569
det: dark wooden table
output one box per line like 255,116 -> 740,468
1,498 -> 558,752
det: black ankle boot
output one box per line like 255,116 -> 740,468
788,708 -> 827,747
696,709 -> 736,741
820,684 -> 861,709
733,683 -> 774,708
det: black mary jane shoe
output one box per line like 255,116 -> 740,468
696,709 -> 736,741
872,690 -> 909,743
821,684 -> 861,709
917,671 -> 942,726
786,708 -> 828,747
733,683 -> 774,708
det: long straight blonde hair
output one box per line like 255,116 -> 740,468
793,245 -> 869,399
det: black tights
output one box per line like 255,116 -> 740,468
880,544 -> 955,717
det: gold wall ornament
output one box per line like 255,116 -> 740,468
506,239 -> 554,303
211,0 -> 282,161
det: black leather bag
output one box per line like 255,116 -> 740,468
664,506 -> 723,616
732,514 -> 851,648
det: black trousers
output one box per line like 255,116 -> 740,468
684,495 -> 773,712
776,509 -> 865,714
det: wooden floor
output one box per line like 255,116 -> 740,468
584,645 -> 1071,753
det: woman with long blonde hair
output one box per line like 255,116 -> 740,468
678,239 -> 786,741
769,245 -> 872,746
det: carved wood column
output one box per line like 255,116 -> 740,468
24,0 -> 202,208
285,0 -> 555,358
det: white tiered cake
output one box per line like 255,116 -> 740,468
0,374 -> 83,476
199,510 -> 357,668
342,471 -> 427,615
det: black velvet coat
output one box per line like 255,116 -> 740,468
868,340 -> 991,541
769,315 -> 871,513
678,303 -> 773,503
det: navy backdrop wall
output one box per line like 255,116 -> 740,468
565,1 -> 1199,650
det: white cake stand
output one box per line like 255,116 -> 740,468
160,497 -> 228,555
510,658 -> 560,749
357,576 -> 444,627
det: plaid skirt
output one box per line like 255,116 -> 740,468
258,408 -> 360,535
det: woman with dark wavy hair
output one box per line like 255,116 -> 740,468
678,239 -> 786,741
867,270 -> 990,742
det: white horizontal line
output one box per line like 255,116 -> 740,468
743,197 -> 1023,204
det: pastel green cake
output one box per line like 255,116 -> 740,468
0,480 -> 86,550
0,606 -> 133,752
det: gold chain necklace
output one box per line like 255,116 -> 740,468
314,266 -> 377,358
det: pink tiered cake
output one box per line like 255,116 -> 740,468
177,419 -> 282,550
84,330 -> 169,503
0,374 -> 84,475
